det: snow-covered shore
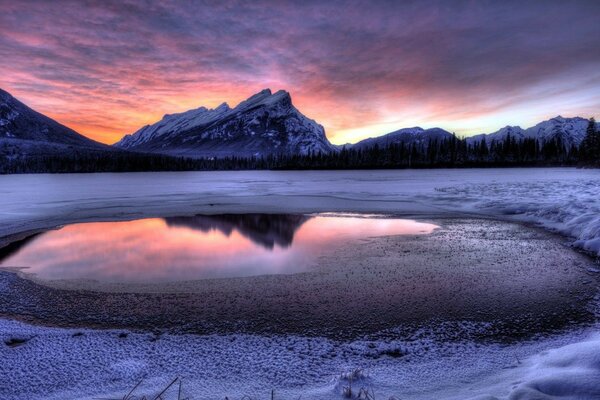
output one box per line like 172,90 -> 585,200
1,317 -> 600,400
435,177 -> 600,256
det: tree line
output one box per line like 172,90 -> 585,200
580,117 -> 600,166
1,119 -> 598,173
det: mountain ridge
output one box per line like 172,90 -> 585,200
464,116 -> 596,148
351,127 -> 455,150
349,116 -> 598,151
0,88 -> 107,149
115,89 -> 336,158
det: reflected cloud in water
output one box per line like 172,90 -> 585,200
0,214 -> 438,283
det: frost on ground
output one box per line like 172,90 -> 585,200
1,318 -> 599,400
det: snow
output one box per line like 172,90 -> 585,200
114,88 -> 334,156
233,88 -> 290,111
115,103 -> 232,148
0,109 -> 19,128
435,177 -> 600,256
506,337 -> 600,400
2,317 -> 600,400
351,116 -> 597,151
352,127 -> 453,149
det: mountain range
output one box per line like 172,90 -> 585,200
1,86 -> 597,164
465,116 -> 595,148
349,117 -> 597,151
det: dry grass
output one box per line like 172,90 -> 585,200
96,374 -> 400,400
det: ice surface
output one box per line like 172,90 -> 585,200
434,177 -> 600,256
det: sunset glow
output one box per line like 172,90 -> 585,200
1,1 -> 599,144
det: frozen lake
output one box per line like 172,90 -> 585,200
0,168 -> 599,400
1,168 -> 599,255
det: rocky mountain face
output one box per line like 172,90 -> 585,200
351,127 -> 454,150
116,89 -> 336,158
0,88 -> 105,149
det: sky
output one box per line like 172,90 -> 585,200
1,0 -> 599,145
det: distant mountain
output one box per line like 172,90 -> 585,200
465,116 -> 597,147
0,88 -> 106,149
351,127 -> 454,150
165,214 -> 311,249
116,89 -> 336,158
349,116 -> 597,151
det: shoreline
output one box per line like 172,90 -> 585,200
1,306 -> 599,400
1,218 -> 597,341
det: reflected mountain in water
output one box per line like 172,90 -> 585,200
0,234 -> 40,264
164,214 -> 311,249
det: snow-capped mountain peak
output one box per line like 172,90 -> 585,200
115,89 -> 336,157
526,116 -> 590,145
465,116 -> 594,147
348,115 -> 597,152
231,89 -> 292,115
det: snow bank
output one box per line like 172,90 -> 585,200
435,178 -> 600,256
507,335 -> 600,400
0,168 -> 599,398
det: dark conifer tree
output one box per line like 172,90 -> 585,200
581,117 -> 598,164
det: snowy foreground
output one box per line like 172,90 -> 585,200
0,168 -> 599,399
1,318 -> 600,400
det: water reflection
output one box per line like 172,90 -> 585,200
165,214 -> 310,249
0,214 -> 438,283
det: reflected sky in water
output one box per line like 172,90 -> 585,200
0,214 -> 438,283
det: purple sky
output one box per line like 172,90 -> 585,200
1,0 -> 599,144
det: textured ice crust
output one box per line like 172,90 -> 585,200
1,318 -> 599,400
